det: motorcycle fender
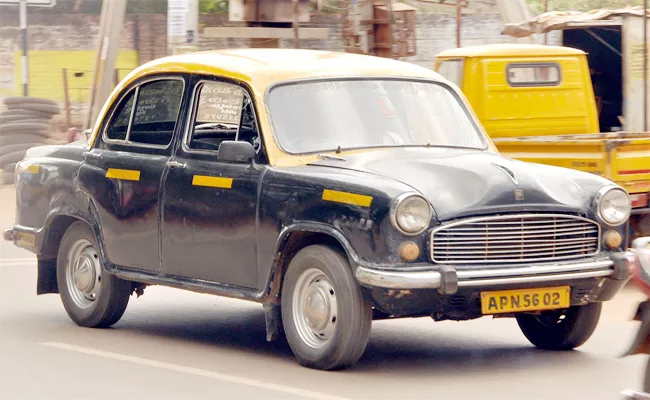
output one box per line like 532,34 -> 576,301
625,301 -> 650,356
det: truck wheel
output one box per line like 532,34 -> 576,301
516,302 -> 602,350
56,221 -> 131,328
281,245 -> 372,370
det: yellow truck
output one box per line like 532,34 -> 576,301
435,43 -> 650,240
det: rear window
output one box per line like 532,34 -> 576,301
506,63 -> 561,87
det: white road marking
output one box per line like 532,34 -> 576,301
0,258 -> 35,267
41,342 -> 353,400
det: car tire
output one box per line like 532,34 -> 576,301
516,302 -> 602,350
280,244 -> 372,370
56,221 -> 132,328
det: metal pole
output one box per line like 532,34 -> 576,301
543,0 -> 549,45
293,0 -> 300,48
19,0 -> 28,96
62,68 -> 71,129
456,1 -> 461,48
643,0 -> 648,132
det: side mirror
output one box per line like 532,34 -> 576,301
218,140 -> 255,163
82,129 -> 91,140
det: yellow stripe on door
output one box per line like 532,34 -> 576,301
322,189 -> 373,207
192,175 -> 233,189
105,168 -> 141,181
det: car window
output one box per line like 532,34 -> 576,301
104,78 -> 184,147
437,59 -> 464,87
267,79 -> 485,154
106,91 -> 135,141
187,81 -> 260,153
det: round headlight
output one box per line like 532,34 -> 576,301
391,194 -> 432,235
597,186 -> 631,226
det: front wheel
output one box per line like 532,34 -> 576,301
516,302 -> 602,350
56,221 -> 132,328
281,245 -> 372,370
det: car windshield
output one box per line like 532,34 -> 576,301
267,79 -> 486,154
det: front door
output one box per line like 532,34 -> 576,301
160,78 -> 265,289
78,75 -> 188,272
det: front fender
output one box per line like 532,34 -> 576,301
261,221 -> 360,303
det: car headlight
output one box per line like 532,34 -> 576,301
390,193 -> 432,235
596,186 -> 631,226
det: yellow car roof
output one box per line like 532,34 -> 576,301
125,48 -> 444,91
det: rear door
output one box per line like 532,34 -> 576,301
77,74 -> 189,272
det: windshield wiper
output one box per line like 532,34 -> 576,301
317,153 -> 346,161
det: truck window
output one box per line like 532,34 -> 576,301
104,78 -> 185,147
437,59 -> 464,87
506,63 -> 561,87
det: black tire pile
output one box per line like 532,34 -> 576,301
0,97 -> 60,184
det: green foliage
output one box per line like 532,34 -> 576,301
526,0 -> 645,14
199,0 -> 228,14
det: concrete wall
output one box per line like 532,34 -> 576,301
0,6 -> 546,127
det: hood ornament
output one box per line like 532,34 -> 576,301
491,162 -> 519,185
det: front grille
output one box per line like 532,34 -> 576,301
430,213 -> 601,264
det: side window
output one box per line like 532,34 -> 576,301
130,80 -> 184,146
104,78 -> 185,147
187,81 -> 260,153
437,59 -> 464,88
106,91 -> 135,141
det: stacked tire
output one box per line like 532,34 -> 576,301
0,97 -> 60,185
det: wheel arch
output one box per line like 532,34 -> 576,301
37,213 -> 102,295
263,223 -> 359,303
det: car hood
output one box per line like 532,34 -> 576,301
308,147 -> 612,221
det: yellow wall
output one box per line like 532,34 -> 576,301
10,50 -> 139,102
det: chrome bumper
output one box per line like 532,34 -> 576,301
355,253 -> 636,294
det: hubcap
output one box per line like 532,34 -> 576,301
65,239 -> 102,309
293,268 -> 338,349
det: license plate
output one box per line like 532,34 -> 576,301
480,286 -> 571,315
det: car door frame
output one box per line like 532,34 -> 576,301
78,72 -> 193,274
159,73 -> 270,289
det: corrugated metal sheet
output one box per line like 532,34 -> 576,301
502,7 -> 649,38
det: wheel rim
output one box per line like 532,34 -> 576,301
292,268 -> 338,349
65,238 -> 102,309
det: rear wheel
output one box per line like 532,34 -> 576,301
56,221 -> 131,328
516,302 -> 602,350
281,245 -> 372,370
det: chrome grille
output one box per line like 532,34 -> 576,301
430,214 -> 600,264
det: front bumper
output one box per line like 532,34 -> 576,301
355,252 -> 636,296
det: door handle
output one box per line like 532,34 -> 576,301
167,160 -> 188,169
82,151 -> 102,159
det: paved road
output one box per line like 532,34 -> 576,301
0,183 -> 647,400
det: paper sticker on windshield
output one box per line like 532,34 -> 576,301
374,94 -> 397,118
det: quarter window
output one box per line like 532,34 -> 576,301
186,81 -> 260,153
104,78 -> 185,147
506,63 -> 561,87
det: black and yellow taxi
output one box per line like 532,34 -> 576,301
3,49 -> 638,370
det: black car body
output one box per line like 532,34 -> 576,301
3,49 -> 638,370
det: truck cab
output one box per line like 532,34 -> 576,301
435,44 -> 650,239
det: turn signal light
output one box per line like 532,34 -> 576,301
604,230 -> 623,249
399,241 -> 420,262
